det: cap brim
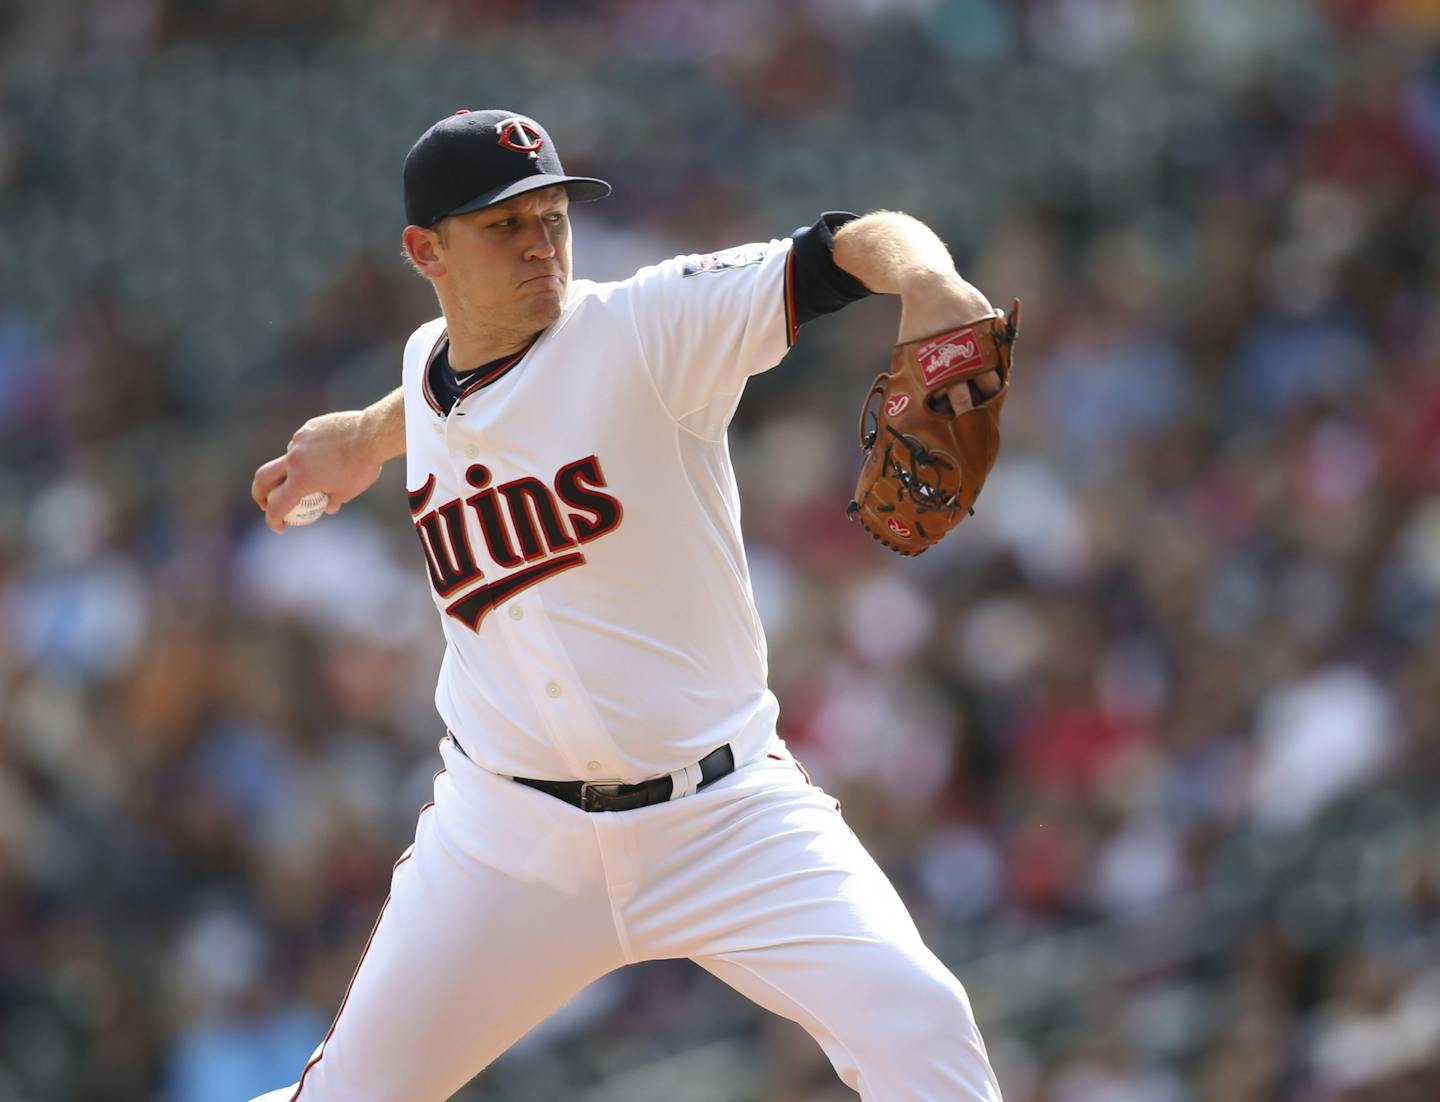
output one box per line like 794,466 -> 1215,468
445,174 -> 611,219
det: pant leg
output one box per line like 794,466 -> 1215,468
250,738 -> 628,1102
698,934 -> 1000,1101
617,749 -> 1002,1102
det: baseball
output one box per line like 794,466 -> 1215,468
283,490 -> 329,527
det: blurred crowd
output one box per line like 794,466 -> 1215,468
5,0 -> 1440,71
2,1 -> 1440,1101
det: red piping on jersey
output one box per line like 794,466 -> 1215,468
423,332 -> 539,417
768,750 -> 813,785
289,797 -> 438,1100
783,248 -> 798,347
407,473 -> 437,516
455,338 -> 536,401
794,756 -> 813,784
421,330 -> 450,416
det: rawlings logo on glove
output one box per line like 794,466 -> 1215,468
847,300 -> 1020,556
917,329 -> 986,384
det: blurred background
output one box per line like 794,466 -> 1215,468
1,1 -> 1438,1100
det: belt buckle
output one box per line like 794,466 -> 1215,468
579,782 -> 628,813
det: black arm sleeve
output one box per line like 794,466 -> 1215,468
789,211 -> 874,327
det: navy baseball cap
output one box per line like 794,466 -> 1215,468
403,108 -> 611,228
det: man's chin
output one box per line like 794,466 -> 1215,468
523,286 -> 566,326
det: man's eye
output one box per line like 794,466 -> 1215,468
545,212 -> 565,223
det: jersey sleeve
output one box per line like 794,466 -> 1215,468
626,237 -> 795,424
626,213 -> 875,428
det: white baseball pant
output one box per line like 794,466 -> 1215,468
249,737 -> 1002,1101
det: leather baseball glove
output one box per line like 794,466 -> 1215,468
848,300 -> 1020,555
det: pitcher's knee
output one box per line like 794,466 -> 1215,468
884,974 -> 981,1050
839,957 -> 997,1098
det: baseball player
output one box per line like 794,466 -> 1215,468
249,108 -> 1006,1102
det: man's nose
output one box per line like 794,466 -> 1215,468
522,217 -> 558,259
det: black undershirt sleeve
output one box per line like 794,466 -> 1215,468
789,211 -> 874,327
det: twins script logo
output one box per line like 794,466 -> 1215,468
884,394 -> 910,417
917,327 -> 984,387
408,455 -> 622,631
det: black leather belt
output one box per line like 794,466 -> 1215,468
513,744 -> 735,812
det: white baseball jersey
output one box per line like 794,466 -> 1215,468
401,239 -> 799,783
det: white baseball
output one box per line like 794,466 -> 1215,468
283,490 -> 330,527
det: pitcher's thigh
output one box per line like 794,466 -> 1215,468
701,931 -> 1000,1102
251,804 -> 624,1102
683,780 -> 1001,1100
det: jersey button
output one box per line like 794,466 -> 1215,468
587,760 -> 601,772
545,682 -> 562,698
508,606 -> 523,620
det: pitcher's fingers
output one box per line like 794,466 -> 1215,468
973,369 -> 1002,396
251,455 -> 289,511
263,476 -> 308,533
945,370 -> 1003,415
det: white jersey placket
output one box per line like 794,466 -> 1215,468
442,383 -> 624,782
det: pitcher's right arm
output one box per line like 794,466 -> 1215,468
251,388 -> 406,532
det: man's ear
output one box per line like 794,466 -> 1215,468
402,225 -> 445,279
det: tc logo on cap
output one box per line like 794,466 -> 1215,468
497,118 -> 544,160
